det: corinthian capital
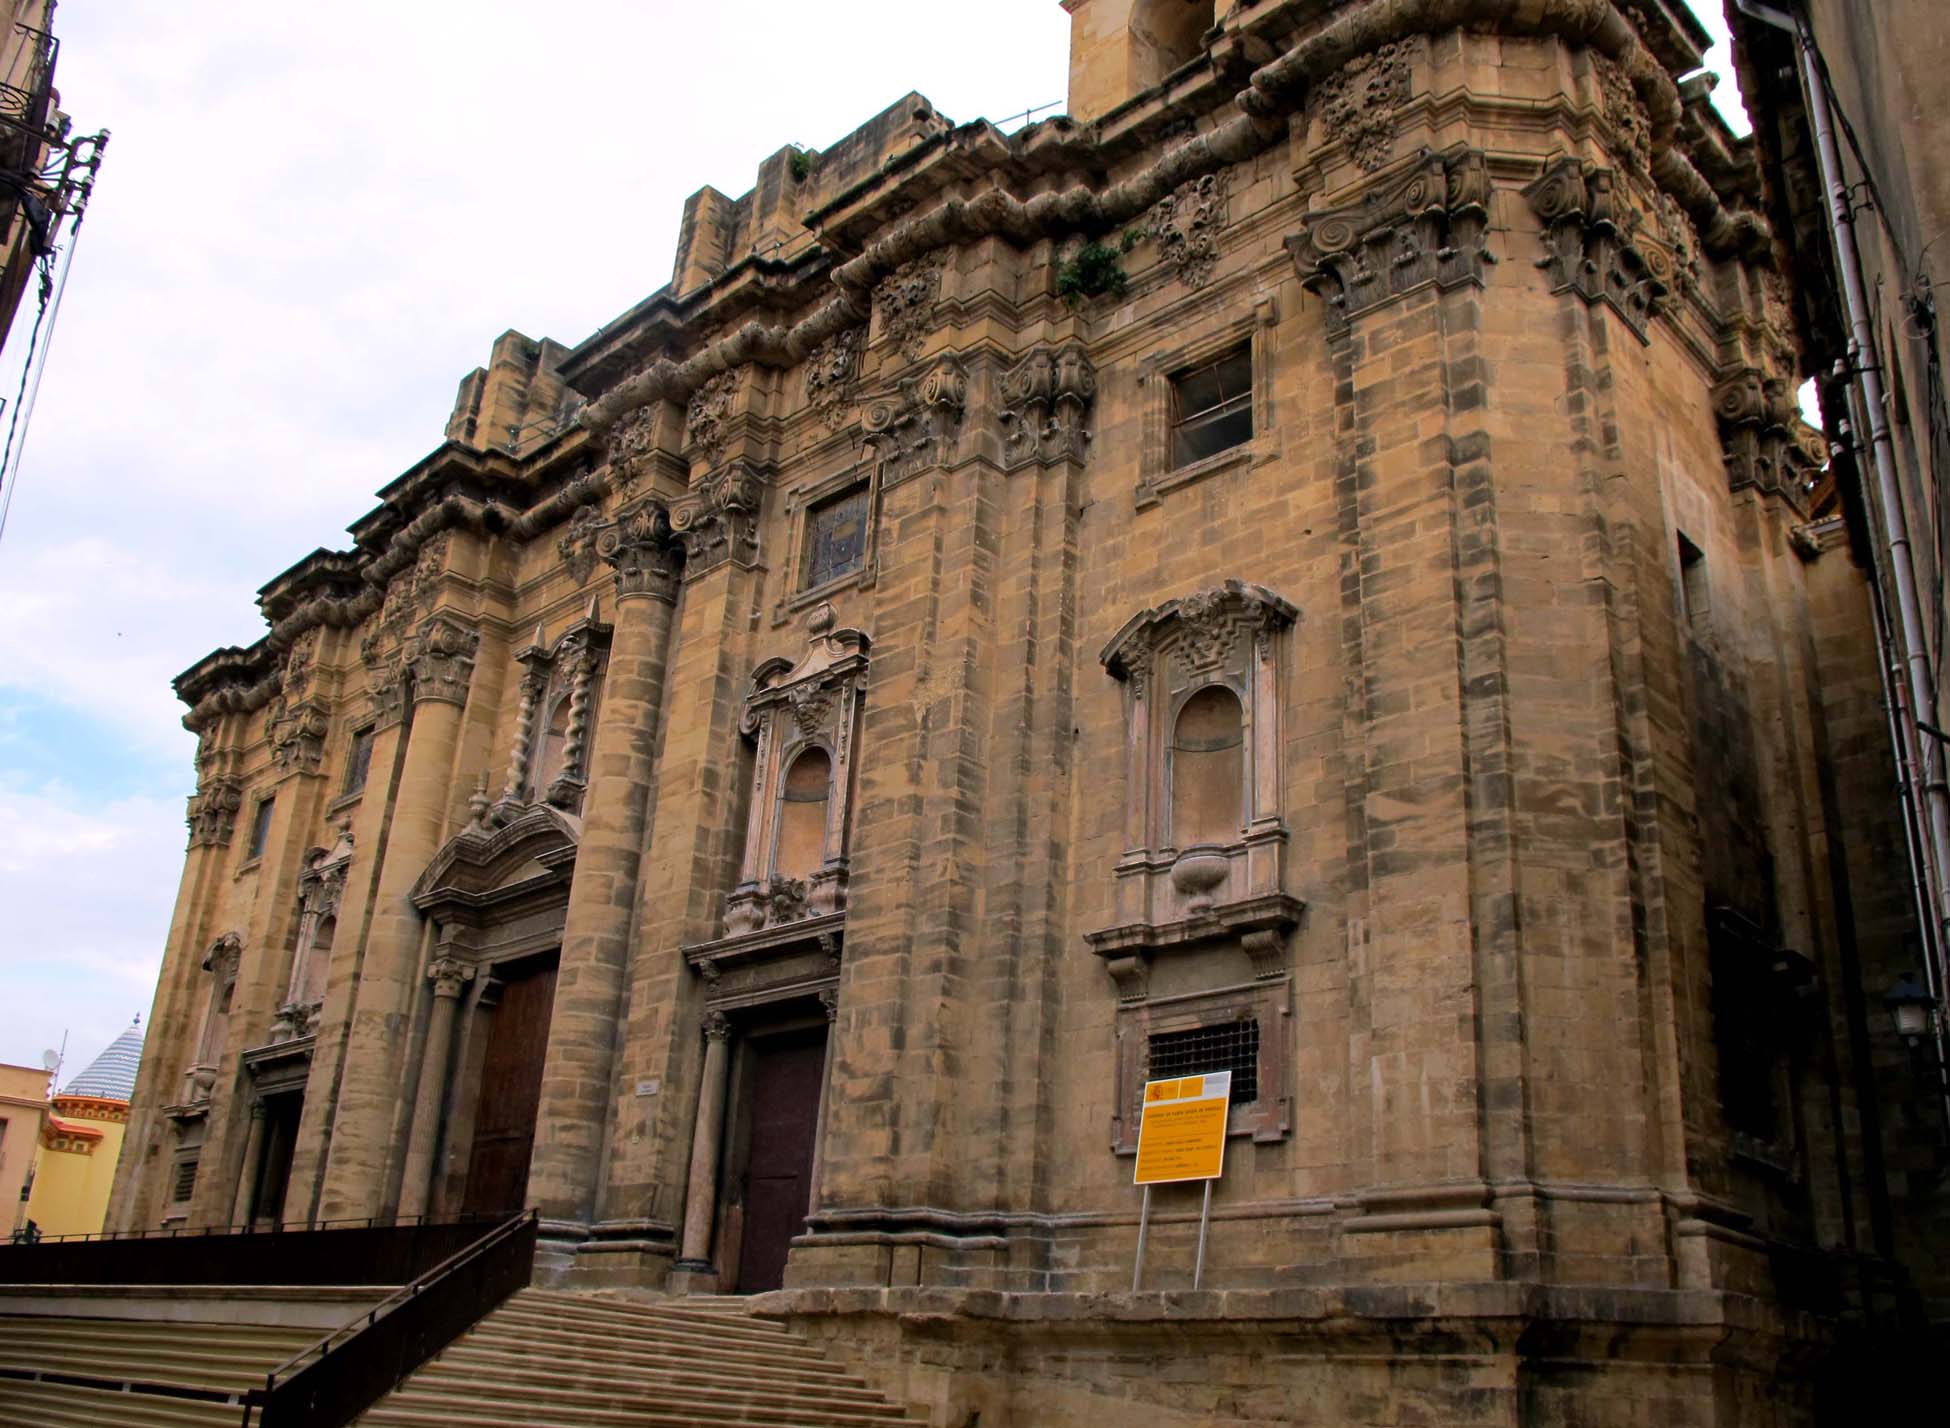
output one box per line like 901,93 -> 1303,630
406,613 -> 480,707
598,500 -> 684,604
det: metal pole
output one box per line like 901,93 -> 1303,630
1193,1180 -> 1213,1290
1132,1184 -> 1152,1293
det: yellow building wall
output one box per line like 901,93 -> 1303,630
0,1062 -> 50,1237
25,1097 -> 128,1238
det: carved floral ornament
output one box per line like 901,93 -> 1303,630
1712,365 -> 1827,510
873,251 -> 945,360
603,403 -> 658,492
1592,52 -> 1652,175
804,328 -> 862,428
722,603 -> 870,939
685,368 -> 741,465
558,503 -> 608,584
1286,145 -> 1495,333
186,776 -> 244,848
267,696 -> 330,775
1313,38 -> 1413,173
1146,170 -> 1230,289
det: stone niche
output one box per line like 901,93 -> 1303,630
1088,581 -> 1303,1151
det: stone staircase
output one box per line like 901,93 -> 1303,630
0,1302 -> 330,1426
355,1287 -> 921,1427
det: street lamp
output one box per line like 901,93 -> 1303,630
1884,975 -> 1937,1045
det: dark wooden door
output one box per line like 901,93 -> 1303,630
462,957 -> 558,1217
734,1028 -> 826,1294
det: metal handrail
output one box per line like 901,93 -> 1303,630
238,1209 -> 538,1428
9,1209 -> 492,1247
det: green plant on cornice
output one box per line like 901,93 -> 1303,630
789,148 -> 814,182
1057,231 -> 1141,307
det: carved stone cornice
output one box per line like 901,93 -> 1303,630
267,697 -> 330,776
405,613 -> 480,708
862,354 -> 965,484
1285,146 -> 1495,334
998,344 -> 1095,468
1523,157 -> 1666,342
1711,366 -> 1824,514
671,461 -> 763,575
597,500 -> 684,605
1101,580 -> 1299,691
186,777 -> 244,848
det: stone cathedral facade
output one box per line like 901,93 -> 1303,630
110,2 -> 1942,1421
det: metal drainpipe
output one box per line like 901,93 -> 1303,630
1739,0 -> 1950,1010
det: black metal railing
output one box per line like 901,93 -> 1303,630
239,1209 -> 537,1428
0,1213 -> 503,1286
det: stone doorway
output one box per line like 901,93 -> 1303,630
731,1024 -> 827,1294
250,1091 -> 302,1226
461,952 -> 558,1216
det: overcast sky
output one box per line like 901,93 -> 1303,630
0,2 -> 1744,1080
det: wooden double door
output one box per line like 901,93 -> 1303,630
731,1025 -> 827,1294
461,954 -> 558,1217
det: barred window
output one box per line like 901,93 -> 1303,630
1147,1019 -> 1259,1105
801,484 -> 871,590
1170,344 -> 1252,468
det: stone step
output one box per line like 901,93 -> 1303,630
0,1318 -> 315,1392
0,1378 -> 238,1428
356,1288 -> 919,1427
407,1349 -> 904,1413
482,1304 -> 841,1366
441,1335 -> 868,1389
359,1388 -> 915,1428
501,1289 -> 803,1344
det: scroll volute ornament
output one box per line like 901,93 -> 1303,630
1523,157 -> 1667,341
405,613 -> 480,708
1712,363 -> 1822,511
1287,145 -> 1495,334
723,603 -> 870,938
670,461 -> 763,575
998,343 -> 1096,467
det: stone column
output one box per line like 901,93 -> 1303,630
316,614 -> 478,1221
807,989 -> 839,1216
672,1011 -> 732,1285
526,502 -> 683,1227
396,954 -> 476,1219
229,1100 -> 268,1227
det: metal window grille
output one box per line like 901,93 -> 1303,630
1147,1019 -> 1259,1105
1169,345 -> 1252,468
171,1157 -> 199,1203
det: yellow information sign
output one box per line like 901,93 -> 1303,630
1133,1069 -> 1232,1185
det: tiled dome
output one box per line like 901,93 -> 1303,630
62,1018 -> 145,1102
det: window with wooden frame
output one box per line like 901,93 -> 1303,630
1170,343 -> 1253,469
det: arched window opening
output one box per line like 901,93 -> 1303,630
775,747 -> 832,883
1170,684 -> 1243,846
534,696 -> 572,794
1131,0 -> 1214,90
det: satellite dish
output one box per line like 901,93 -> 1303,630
40,1049 -> 60,1071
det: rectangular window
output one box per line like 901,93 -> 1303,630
171,1156 -> 199,1204
343,726 -> 375,796
800,483 -> 871,590
248,797 -> 275,860
1147,1019 -> 1259,1105
1170,344 -> 1253,469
